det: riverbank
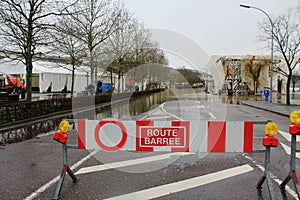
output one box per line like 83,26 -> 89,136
0,89 -> 166,145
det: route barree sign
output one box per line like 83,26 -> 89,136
77,120 -> 253,153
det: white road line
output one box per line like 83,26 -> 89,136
140,105 -> 162,120
278,130 -> 300,142
243,154 -> 298,199
24,150 -> 98,200
160,103 -> 183,120
279,130 -> 291,142
281,142 -> 300,158
197,101 -> 206,109
209,112 -> 216,119
104,164 -> 253,200
75,152 -> 195,175
145,116 -> 171,120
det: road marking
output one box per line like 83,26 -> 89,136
281,142 -> 300,158
279,130 -> 291,142
243,154 -> 298,199
145,115 -> 171,120
198,102 -> 206,109
24,150 -> 98,200
209,112 -> 216,119
160,103 -> 183,120
278,130 -> 300,142
104,164 -> 253,200
140,105 -> 163,120
76,152 -> 195,175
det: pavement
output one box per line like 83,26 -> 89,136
2,92 -> 300,199
242,98 -> 300,117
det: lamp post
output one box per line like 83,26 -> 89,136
240,4 -> 274,103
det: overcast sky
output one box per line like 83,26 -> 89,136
124,0 -> 300,69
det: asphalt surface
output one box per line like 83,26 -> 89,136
1,92 -> 300,200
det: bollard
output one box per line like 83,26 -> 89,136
280,110 -> 300,198
53,120 -> 78,200
257,122 -> 279,200
263,88 -> 270,102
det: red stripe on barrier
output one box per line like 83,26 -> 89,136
207,121 -> 226,152
244,122 -> 253,152
171,121 -> 190,152
78,120 -> 86,149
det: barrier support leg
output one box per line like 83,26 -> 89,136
280,134 -> 300,198
257,146 -> 276,200
53,144 -> 78,200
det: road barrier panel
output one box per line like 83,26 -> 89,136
77,120 -> 258,153
52,119 -> 275,199
280,110 -> 300,199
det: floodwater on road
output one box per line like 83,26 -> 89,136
220,92 -> 300,105
2,89 -> 299,145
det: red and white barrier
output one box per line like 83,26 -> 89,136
77,120 -> 253,153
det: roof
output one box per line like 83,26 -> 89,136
0,58 -> 89,75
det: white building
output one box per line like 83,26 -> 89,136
0,58 -> 126,95
0,58 -> 89,94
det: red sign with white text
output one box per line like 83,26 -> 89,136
136,121 -> 190,152
140,127 -> 185,147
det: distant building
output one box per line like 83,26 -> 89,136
209,55 -> 286,94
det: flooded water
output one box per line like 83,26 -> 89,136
0,90 -> 170,145
2,89 -> 299,145
95,90 -> 170,120
219,93 -> 300,105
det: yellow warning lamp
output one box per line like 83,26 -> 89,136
290,110 -> 300,125
264,122 -> 278,137
59,120 -> 70,134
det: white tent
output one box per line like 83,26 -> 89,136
0,58 -> 89,93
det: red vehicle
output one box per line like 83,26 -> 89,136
0,74 -> 25,95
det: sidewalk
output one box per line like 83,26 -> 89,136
243,100 -> 300,117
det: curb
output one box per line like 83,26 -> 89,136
242,101 -> 291,117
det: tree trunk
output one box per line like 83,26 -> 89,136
118,70 -> 121,93
286,72 -> 292,105
25,59 -> 33,102
71,63 -> 75,97
110,66 -> 113,88
90,49 -> 94,83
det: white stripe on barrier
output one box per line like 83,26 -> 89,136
226,121 -> 244,152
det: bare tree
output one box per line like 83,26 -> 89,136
50,19 -> 88,97
103,15 -> 169,92
64,0 -> 124,83
0,0 -> 77,101
105,10 -> 136,92
259,10 -> 300,105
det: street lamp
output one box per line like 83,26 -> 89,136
240,4 -> 274,103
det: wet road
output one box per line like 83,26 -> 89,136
0,89 -> 299,200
